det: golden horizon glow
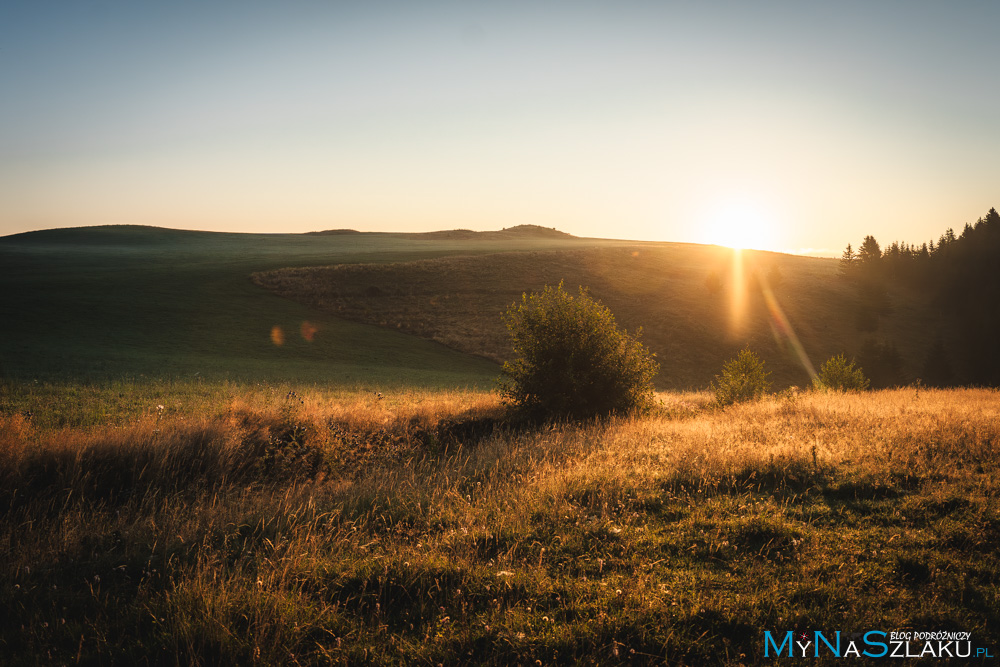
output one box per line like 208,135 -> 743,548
2,4 -> 998,246
699,198 -> 780,251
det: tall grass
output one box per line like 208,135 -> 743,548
1,383 -> 997,664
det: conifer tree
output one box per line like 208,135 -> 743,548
857,235 -> 882,268
838,243 -> 855,278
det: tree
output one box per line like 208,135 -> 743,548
986,207 -> 1000,229
498,283 -> 659,419
814,354 -> 869,392
839,243 -> 856,278
857,235 -> 882,272
712,348 -> 771,406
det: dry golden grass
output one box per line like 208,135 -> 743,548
1,383 -> 997,664
253,244 -> 944,389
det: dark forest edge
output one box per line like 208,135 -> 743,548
837,207 -> 1000,387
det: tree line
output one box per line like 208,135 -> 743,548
839,207 -> 1000,386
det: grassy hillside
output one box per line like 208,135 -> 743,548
2,224 -> 946,390
0,225 -> 612,387
2,382 -> 996,664
254,245 -> 943,389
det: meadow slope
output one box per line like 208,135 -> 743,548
1,382 -> 996,664
0,225 -> 613,386
254,245 -> 943,389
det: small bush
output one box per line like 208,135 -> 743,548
814,354 -> 869,391
712,348 -> 771,406
498,282 -> 659,419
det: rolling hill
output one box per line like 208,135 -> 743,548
0,225 -> 611,386
2,224 -> 946,389
253,244 -> 945,389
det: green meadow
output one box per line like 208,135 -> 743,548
0,225 -> 604,386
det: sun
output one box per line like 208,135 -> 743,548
699,198 -> 778,251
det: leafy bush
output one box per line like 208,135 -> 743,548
814,354 -> 869,391
712,348 -> 771,406
498,282 -> 659,419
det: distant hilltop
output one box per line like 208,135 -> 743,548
2,223 -> 576,243
305,229 -> 362,235
306,224 -> 575,239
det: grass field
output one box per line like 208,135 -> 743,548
2,225 -> 995,664
0,225 -> 610,386
1,381 -> 996,664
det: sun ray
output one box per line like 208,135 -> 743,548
759,272 -> 817,382
729,248 -> 747,335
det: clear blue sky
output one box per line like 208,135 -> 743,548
2,1 -> 997,254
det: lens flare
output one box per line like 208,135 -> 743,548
270,325 -> 285,346
300,321 -> 318,342
759,274 -> 817,382
725,248 -> 816,381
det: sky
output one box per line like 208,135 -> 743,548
2,1 -> 998,255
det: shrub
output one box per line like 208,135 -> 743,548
498,282 -> 659,419
712,348 -> 771,406
814,354 -> 869,391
